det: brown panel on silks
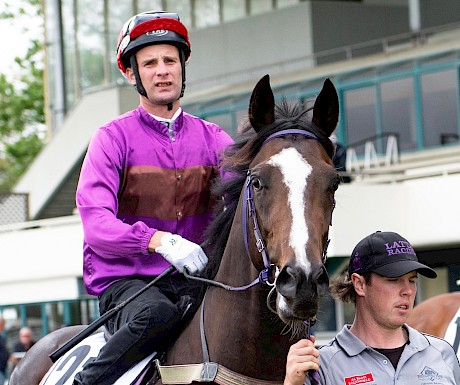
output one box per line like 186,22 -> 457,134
117,164 -> 219,220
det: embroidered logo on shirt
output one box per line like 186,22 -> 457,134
344,373 -> 374,385
417,366 -> 442,382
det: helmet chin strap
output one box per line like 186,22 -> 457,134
179,50 -> 186,98
130,56 -> 148,98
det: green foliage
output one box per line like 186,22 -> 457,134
0,0 -> 45,192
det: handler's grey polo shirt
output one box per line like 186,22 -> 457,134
308,324 -> 460,385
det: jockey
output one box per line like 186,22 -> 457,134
74,11 -> 233,385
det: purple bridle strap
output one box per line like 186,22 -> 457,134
242,128 -> 319,284
262,128 -> 318,145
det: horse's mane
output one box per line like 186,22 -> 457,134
202,98 -> 334,279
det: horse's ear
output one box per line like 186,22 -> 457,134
249,74 -> 275,132
312,78 -> 339,137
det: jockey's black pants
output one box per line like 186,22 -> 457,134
73,274 -> 202,385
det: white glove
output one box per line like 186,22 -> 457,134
155,233 -> 208,275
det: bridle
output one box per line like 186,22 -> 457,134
180,129 -> 335,384
186,128 -> 334,293
244,127 -> 326,385
242,128 -> 332,288
181,128 -> 332,385
186,128 -> 334,292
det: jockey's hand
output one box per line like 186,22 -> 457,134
155,233 -> 208,275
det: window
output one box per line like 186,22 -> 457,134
137,0 -> 163,13
61,0 -> 78,107
277,0 -> 299,9
165,0 -> 192,27
77,0 -> 105,89
421,69 -> 458,147
108,1 -> 133,85
222,0 -> 246,22
381,77 -> 416,151
249,0 -> 272,15
194,0 -> 220,28
344,87 -> 376,146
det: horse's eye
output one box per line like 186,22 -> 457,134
251,177 -> 262,191
331,177 -> 340,192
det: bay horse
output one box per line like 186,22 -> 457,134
407,291 -> 460,359
10,74 -> 340,385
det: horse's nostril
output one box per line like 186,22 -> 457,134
276,266 -> 298,300
316,265 -> 329,288
277,264 -> 329,301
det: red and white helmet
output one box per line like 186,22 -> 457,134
116,11 -> 191,98
117,11 -> 191,74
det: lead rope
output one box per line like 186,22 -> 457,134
200,290 -> 210,363
304,320 -> 321,385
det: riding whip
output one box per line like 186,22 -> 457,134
49,265 -> 175,362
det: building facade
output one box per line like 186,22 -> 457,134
1,0 -> 459,344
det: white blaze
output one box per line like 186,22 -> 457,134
268,147 -> 312,271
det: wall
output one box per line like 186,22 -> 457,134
0,217 -> 83,304
187,3 -> 315,92
421,0 -> 460,28
311,2 -> 409,53
13,87 -> 138,219
186,2 -> 413,92
330,173 -> 460,256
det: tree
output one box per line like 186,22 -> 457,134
0,0 -> 45,192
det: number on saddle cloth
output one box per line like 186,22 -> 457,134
41,332 -> 158,385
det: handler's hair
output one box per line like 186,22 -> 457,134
330,272 -> 372,304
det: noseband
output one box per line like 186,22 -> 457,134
242,128 -> 332,286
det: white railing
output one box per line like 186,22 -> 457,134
0,214 -> 80,234
343,143 -> 460,184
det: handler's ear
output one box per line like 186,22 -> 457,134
351,273 -> 367,298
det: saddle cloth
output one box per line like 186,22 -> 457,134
443,307 -> 460,360
39,332 -> 157,385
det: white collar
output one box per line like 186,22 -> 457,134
149,107 -> 182,124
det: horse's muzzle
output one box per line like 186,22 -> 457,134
275,263 -> 329,321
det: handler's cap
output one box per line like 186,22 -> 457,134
348,231 -> 437,278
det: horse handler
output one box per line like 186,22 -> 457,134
284,231 -> 460,385
74,10 -> 233,385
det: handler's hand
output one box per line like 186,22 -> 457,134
284,337 -> 320,385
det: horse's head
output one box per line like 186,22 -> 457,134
245,75 -> 340,327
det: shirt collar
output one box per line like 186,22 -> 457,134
334,324 -> 430,356
149,107 -> 182,125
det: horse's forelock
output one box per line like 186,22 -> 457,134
275,99 -> 335,158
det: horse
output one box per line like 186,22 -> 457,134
407,291 -> 460,358
10,74 -> 340,385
